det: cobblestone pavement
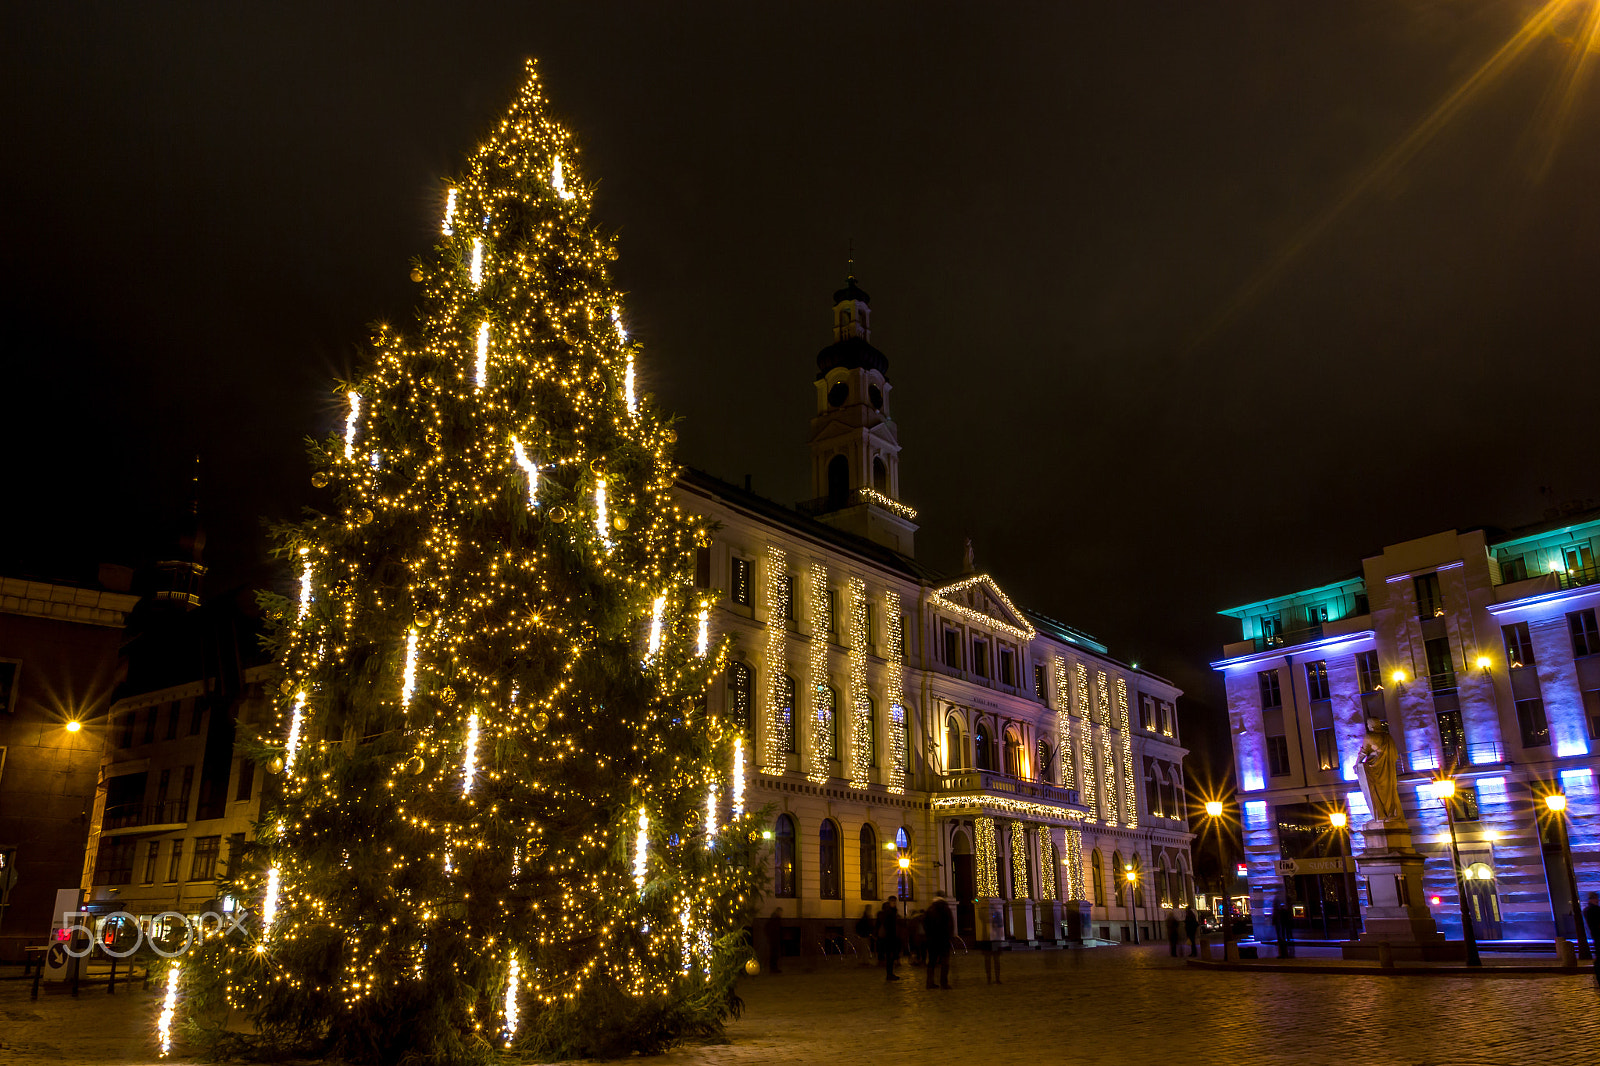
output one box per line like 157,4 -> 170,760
4,945 -> 1598,1065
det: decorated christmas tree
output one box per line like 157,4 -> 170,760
183,61 -> 763,1063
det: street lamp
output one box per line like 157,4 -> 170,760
1432,777 -> 1482,967
1203,800 -> 1233,955
1328,810 -> 1362,936
1125,866 -> 1140,944
64,720 -> 82,733
1542,790 -> 1591,960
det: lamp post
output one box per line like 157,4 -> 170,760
1204,800 -> 1233,955
1328,811 -> 1362,937
1543,791 -> 1591,960
1125,866 -> 1140,943
1433,777 -> 1481,967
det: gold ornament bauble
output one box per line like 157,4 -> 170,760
744,958 -> 761,976
426,428 -> 441,446
440,686 -> 457,705
413,610 -> 433,628
662,428 -> 677,444
280,679 -> 295,695
356,508 -> 375,525
311,472 -> 330,489
549,506 -> 569,524
589,457 -> 606,476
562,331 -> 578,345
684,809 -> 700,827
605,246 -> 619,261
409,266 -> 424,283
404,755 -> 426,776
529,843 -> 546,859
532,711 -> 550,732
268,756 -> 285,774
612,515 -> 628,531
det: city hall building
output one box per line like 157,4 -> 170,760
681,279 -> 1194,957
1215,510 -> 1600,942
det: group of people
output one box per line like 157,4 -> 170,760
854,894 -> 956,987
1164,906 -> 1203,957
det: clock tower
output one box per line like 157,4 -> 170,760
803,276 -> 918,556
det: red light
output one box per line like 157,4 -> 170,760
55,928 -> 70,942
1429,896 -> 1441,906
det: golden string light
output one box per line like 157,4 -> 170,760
1009,821 -> 1030,899
158,961 -> 180,1057
847,577 -> 871,789
510,437 -> 538,507
807,563 -> 831,784
763,546 -> 790,773
975,816 -> 999,898
1117,678 -> 1137,828
343,390 -> 361,460
1036,827 -> 1056,902
885,588 -> 906,795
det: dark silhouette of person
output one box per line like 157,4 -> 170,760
855,905 -> 876,960
1583,891 -> 1600,987
1184,906 -> 1200,957
765,907 -> 784,974
876,898 -> 901,980
1273,893 -> 1295,959
923,892 -> 954,989
1166,910 -> 1181,957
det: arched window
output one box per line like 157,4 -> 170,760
1132,857 -> 1145,908
774,814 -> 796,897
727,661 -> 751,731
1003,727 -> 1024,778
974,723 -> 992,771
1160,861 -> 1173,909
859,823 -> 879,900
827,455 -> 849,507
864,695 -> 877,766
945,717 -> 963,771
779,675 -> 796,753
872,456 -> 887,492
819,819 -> 841,899
1146,761 -> 1163,818
1091,848 -> 1105,906
1112,850 -> 1125,907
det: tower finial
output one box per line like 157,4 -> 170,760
846,237 -> 854,280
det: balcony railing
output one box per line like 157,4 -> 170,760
1252,624 -> 1322,652
1428,670 -> 1457,693
938,771 -> 1079,808
103,799 -> 189,831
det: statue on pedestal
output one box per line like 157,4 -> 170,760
1355,716 -> 1404,826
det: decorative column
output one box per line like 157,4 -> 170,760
974,815 -> 1006,948
1061,825 -> 1092,943
762,546 -> 789,775
806,563 -> 831,784
885,589 -> 906,794
847,577 -> 871,790
1006,820 -> 1036,942
1035,825 -> 1063,944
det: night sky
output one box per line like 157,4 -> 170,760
6,3 -> 1599,775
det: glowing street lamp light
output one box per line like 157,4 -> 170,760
1432,776 -> 1481,967
1205,800 -> 1224,818
1329,811 -> 1347,829
64,720 -> 82,733
1542,789 -> 1590,960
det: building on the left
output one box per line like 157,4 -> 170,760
0,569 -> 140,960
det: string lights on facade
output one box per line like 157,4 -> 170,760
1036,827 -> 1057,902
807,564 -> 831,784
857,486 -> 917,519
885,590 -> 906,794
928,575 -> 1037,641
848,578 -> 871,790
1117,678 -> 1137,827
731,737 -> 745,817
975,816 -> 999,898
763,546 -> 790,774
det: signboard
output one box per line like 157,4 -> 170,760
1235,863 -> 1249,878
1273,857 -> 1355,876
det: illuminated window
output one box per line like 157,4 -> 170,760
1414,573 -> 1443,619
1139,695 -> 1154,731
974,724 -> 992,772
727,662 -> 752,730
1515,698 -> 1550,749
1035,663 -> 1048,701
1112,850 -> 1125,907
1500,622 -> 1534,668
778,675 -> 796,753
1002,727 -> 1024,778
859,824 -> 879,900
1158,700 -> 1174,736
730,557 -> 752,606
1036,738 -> 1053,783
1424,637 -> 1455,690
1145,763 -> 1162,818
773,815 -> 796,897
1570,609 -> 1599,658
1305,660 -> 1330,702
1437,708 -> 1466,769
822,685 -> 839,758
818,820 -> 841,900
1311,701 -> 1338,772
1566,544 -> 1596,574
1258,670 -> 1282,709
945,717 -> 964,771
1356,651 -> 1381,694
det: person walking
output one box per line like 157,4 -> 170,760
1166,910 -> 1181,957
1583,892 -> 1600,987
876,898 -> 901,980
924,892 -> 954,989
765,907 -> 785,974
1272,893 -> 1295,959
1184,905 -> 1200,957
855,904 -> 876,961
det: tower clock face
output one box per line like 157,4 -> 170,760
828,381 -> 848,407
868,384 -> 883,409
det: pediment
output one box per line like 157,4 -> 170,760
929,575 -> 1036,640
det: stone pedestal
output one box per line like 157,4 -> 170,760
1006,898 -> 1037,943
1060,899 -> 1093,943
974,897 -> 1007,950
1035,900 -> 1064,945
1342,821 -> 1465,962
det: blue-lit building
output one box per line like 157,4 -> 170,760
1213,509 -> 1600,943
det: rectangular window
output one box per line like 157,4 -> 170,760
143,707 -> 157,744
1305,660 -> 1330,701
155,768 -> 171,817
143,842 -> 160,884
189,700 -> 205,735
118,712 -> 135,749
825,589 -> 838,637
1139,696 -> 1154,731
694,546 -> 711,589
1587,690 -> 1600,742
227,833 -> 247,877
1515,698 -> 1551,748
1501,555 -> 1528,582
727,662 -> 752,729
999,647 -> 1015,687
1449,789 -> 1480,822
190,836 -> 221,882
167,839 -> 184,883
1424,637 -> 1455,691
179,766 -> 194,819
1258,670 -> 1282,709
1356,650 -> 1381,693
1570,609 -> 1599,658
166,702 -> 180,741
865,696 -> 877,766
865,603 -> 876,649
235,758 -> 255,802
1310,701 -> 1337,772
783,575 -> 797,625
779,675 -> 796,753
1146,773 -> 1162,818
1158,701 -> 1174,736
1437,709 -> 1466,769
971,638 -> 988,678
1414,572 -> 1443,618
1566,544 -> 1596,573
1503,622 -> 1535,668
730,557 -> 752,606
943,629 -> 961,669
1263,708 -> 1291,777
1034,663 -> 1048,701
